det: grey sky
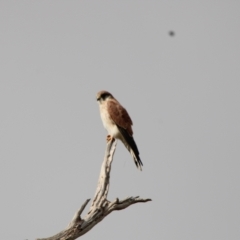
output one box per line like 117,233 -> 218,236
0,1 -> 240,239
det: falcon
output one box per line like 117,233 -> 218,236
96,90 -> 143,170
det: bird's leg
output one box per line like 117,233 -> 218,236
106,135 -> 112,142
106,135 -> 114,142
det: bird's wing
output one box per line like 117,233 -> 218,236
107,99 -> 133,136
107,99 -> 143,170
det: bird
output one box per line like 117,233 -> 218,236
96,90 -> 143,171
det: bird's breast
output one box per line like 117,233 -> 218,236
99,105 -> 121,138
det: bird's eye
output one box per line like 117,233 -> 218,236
101,94 -> 109,100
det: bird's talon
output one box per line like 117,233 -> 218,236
106,135 -> 112,142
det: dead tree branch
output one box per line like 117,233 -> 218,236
36,140 -> 151,240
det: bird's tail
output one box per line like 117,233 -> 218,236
129,148 -> 143,171
118,126 -> 143,171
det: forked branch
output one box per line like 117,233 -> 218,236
37,140 -> 151,240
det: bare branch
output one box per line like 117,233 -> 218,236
36,140 -> 151,240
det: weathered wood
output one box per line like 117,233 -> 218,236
37,139 -> 151,240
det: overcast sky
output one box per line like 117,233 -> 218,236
0,1 -> 240,240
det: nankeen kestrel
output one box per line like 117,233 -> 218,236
96,90 -> 143,171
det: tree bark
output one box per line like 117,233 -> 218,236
37,139 -> 151,240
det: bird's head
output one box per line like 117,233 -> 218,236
96,91 -> 113,103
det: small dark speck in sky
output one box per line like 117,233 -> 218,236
169,31 -> 175,37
